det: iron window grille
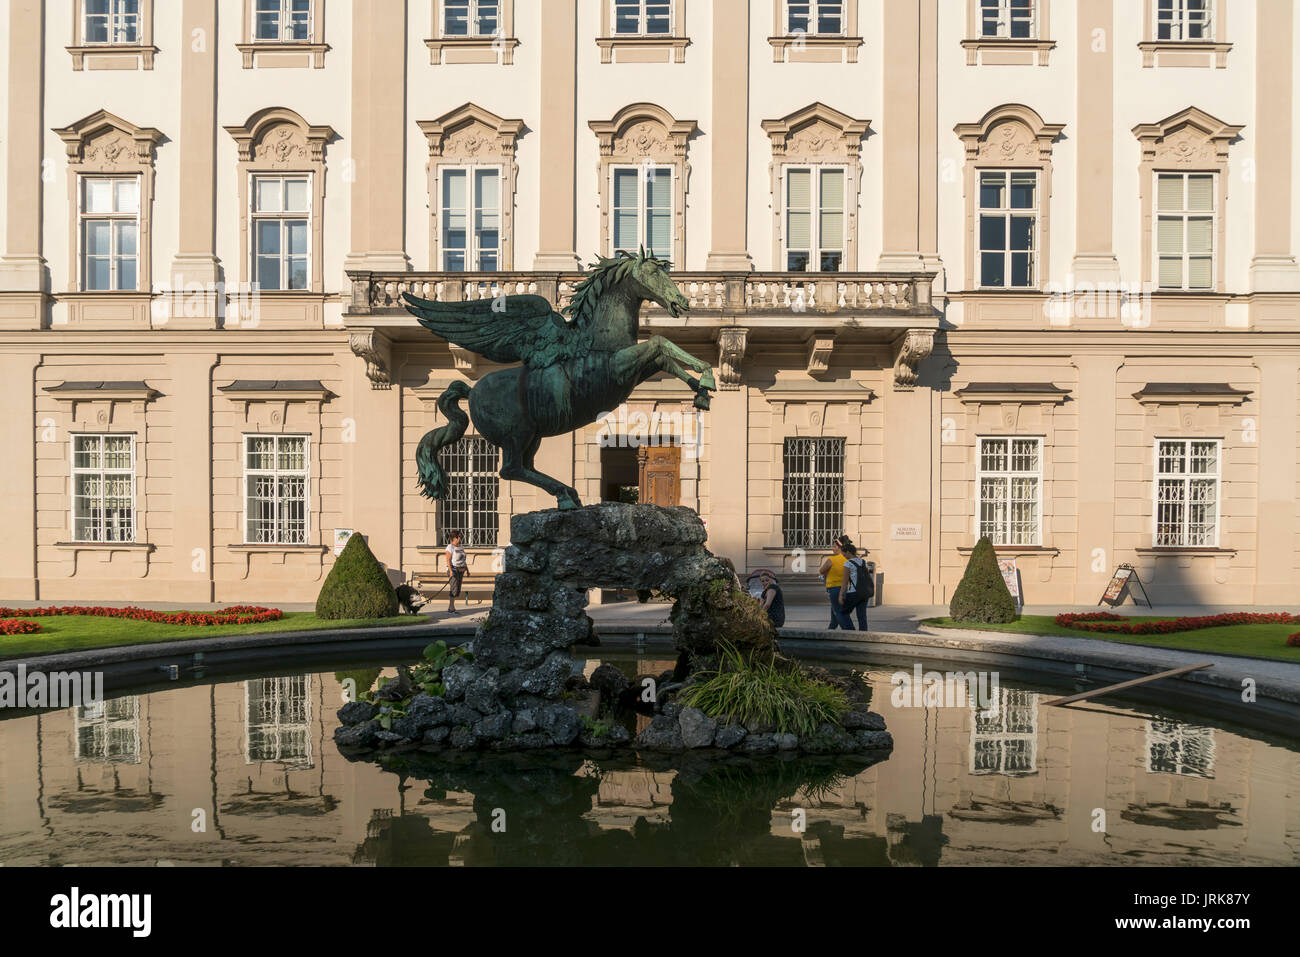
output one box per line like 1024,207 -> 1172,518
245,676 -> 312,767
438,435 -> 500,548
244,434 -> 309,545
976,436 -> 1042,546
72,433 -> 136,543
782,436 -> 845,550
1154,438 -> 1219,547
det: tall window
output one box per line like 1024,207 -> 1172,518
246,676 -> 312,766
978,170 -> 1037,288
255,0 -> 311,41
252,174 -> 310,291
786,0 -> 843,35
782,436 -> 845,549
1154,439 -> 1219,547
80,176 -> 140,291
785,166 -> 845,272
438,436 -> 500,547
72,434 -> 136,543
1156,173 -> 1214,290
84,0 -> 140,43
977,437 -> 1041,546
244,435 -> 309,544
614,0 -> 671,34
1146,719 -> 1215,778
442,167 -> 501,271
1156,0 -> 1212,40
444,0 -> 500,36
971,689 -> 1038,775
75,697 -> 141,764
980,0 -> 1035,38
612,166 -> 672,259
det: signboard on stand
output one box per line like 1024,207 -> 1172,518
998,558 -> 1022,608
1099,564 -> 1152,607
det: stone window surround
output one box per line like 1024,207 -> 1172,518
973,433 -> 1044,547
1132,107 -> 1243,294
417,103 -> 524,271
769,0 -> 863,62
1139,0 -> 1231,68
68,0 -> 157,70
237,0 -> 329,69
761,102 -> 871,273
961,0 -> 1054,66
426,0 -> 519,64
954,103 -> 1065,293
224,107 -> 336,295
597,0 -> 689,63
589,103 -> 697,267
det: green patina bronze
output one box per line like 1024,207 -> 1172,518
402,248 -> 716,510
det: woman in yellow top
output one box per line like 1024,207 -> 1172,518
819,535 -> 851,631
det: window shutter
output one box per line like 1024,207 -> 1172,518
1186,174 -> 1214,211
1157,174 -> 1183,212
819,168 -> 844,249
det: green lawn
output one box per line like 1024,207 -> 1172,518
922,615 -> 1300,663
0,612 -> 428,661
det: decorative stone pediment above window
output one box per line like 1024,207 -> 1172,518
45,379 -> 160,422
954,382 -> 1071,404
1131,382 -> 1250,406
218,379 -> 333,429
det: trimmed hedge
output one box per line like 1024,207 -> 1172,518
315,533 -> 399,620
949,536 -> 1018,624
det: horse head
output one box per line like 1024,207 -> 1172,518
623,247 -> 690,318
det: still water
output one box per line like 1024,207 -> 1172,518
0,651 -> 1296,866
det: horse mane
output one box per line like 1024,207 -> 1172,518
561,247 -> 672,326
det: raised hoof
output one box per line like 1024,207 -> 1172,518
557,490 -> 583,510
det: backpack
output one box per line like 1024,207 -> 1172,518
844,557 -> 874,605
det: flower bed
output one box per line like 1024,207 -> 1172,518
1288,633 -> 1300,648
1056,611 -> 1300,635
0,605 -> 283,635
0,620 -> 42,636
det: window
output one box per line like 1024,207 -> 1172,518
244,435 -> 309,544
75,697 -> 141,764
72,434 -> 136,543
80,176 -> 140,292
971,688 -> 1038,775
246,676 -> 312,766
782,436 -> 845,549
1156,0 -> 1212,40
444,0 -> 500,37
1154,439 -> 1219,547
786,0 -> 843,35
441,166 -> 501,271
1156,173 -> 1214,290
438,436 -> 500,547
614,0 -> 671,34
612,166 -> 673,259
84,0 -> 140,43
980,0 -> 1035,38
977,437 -> 1041,546
1145,719 -> 1215,777
252,174 -> 310,291
785,166 -> 845,272
255,0 -> 311,41
978,170 -> 1037,288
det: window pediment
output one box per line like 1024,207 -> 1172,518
761,102 -> 871,160
417,103 -> 524,160
954,104 -> 1063,164
54,110 -> 163,168
589,103 -> 697,161
224,107 -> 336,165
1132,107 -> 1243,166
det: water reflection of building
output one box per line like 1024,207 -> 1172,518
74,696 -> 141,764
970,689 -> 1038,776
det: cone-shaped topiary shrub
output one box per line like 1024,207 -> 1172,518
316,533 -> 399,619
949,536 -> 1018,623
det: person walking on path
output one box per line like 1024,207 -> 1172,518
445,530 -> 469,614
758,570 -> 786,627
838,539 -> 871,631
819,537 -> 849,630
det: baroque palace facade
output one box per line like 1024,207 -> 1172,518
1,0 -> 1298,606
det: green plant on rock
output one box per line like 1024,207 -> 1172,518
678,642 -> 848,737
949,536 -> 1018,624
315,533 -> 400,620
580,714 -> 614,739
408,640 -> 473,697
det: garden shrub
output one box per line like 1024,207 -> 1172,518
315,533 -> 399,620
949,536 -> 1018,624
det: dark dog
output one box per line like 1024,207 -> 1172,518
395,584 -> 428,615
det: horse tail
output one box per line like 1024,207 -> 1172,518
415,381 -> 471,500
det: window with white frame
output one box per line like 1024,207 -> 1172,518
612,165 -> 672,259
441,166 -> 501,271
255,0 -> 311,41
977,437 -> 1041,546
244,435 -> 309,545
246,676 -> 312,766
75,696 -> 141,764
786,0 -> 843,35
1155,0 -> 1213,40
978,170 -> 1038,288
80,176 -> 140,291
252,174 -> 310,291
1156,172 -> 1214,290
613,0 -> 671,34
971,688 -> 1038,775
782,436 -> 845,549
784,166 -> 845,272
438,436 -> 500,547
72,434 -> 136,543
1145,719 -> 1215,777
84,0 -> 141,43
1154,438 -> 1219,547
980,0 -> 1036,38
444,0 -> 500,36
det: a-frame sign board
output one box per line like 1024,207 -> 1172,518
1098,563 -> 1152,608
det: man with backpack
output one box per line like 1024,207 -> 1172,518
837,539 -> 873,631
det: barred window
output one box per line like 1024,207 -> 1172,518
971,688 -> 1038,775
244,435 -> 309,544
438,436 -> 500,548
72,433 -> 136,543
782,436 -> 844,550
976,437 -> 1041,546
979,0 -> 1036,38
85,0 -> 141,44
255,0 -> 311,41
75,696 -> 141,764
246,676 -> 312,767
1154,439 -> 1219,547
1155,0 -> 1212,41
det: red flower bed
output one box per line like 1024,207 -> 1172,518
0,620 -> 42,635
1288,633 -> 1300,648
1056,611 -> 1300,636
0,605 -> 283,628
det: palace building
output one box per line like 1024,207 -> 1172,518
1,0 -> 1298,606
